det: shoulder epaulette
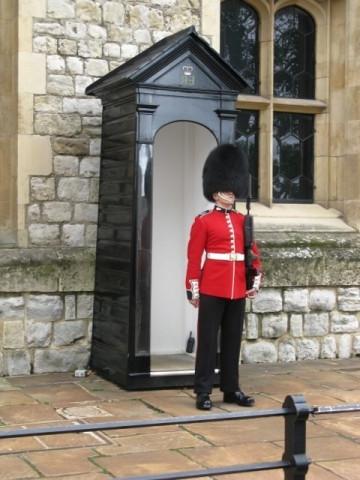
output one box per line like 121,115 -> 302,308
196,210 -> 210,218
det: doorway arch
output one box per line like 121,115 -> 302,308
151,121 -> 217,372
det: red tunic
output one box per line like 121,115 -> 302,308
186,206 -> 262,300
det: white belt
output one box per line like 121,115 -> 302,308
207,252 -> 245,261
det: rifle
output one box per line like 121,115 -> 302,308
244,174 -> 257,290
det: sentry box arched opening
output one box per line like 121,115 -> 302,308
86,26 -> 249,389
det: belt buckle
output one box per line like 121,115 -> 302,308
230,252 -> 236,261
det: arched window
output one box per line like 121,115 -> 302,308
274,6 -> 316,99
220,0 -> 259,94
273,113 -> 315,202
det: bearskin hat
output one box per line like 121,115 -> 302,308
202,143 -> 249,202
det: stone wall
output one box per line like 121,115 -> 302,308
243,287 -> 360,363
29,0 -> 200,248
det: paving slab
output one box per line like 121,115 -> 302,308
95,429 -> 209,455
0,390 -> 38,407
0,455 -> 39,479
0,436 -> 44,454
25,383 -> 99,407
0,404 -> 63,425
93,450 -> 202,477
182,442 -> 283,467
25,448 -> 101,477
317,458 -> 360,479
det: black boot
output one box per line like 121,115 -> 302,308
196,393 -> 212,410
223,390 -> 255,407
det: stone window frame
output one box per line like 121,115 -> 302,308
202,0 -> 329,208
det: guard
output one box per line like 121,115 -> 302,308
185,144 -> 262,410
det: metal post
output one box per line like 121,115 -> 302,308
282,394 -> 312,480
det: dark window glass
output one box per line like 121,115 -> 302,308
235,110 -> 259,199
274,6 -> 315,99
273,112 -> 314,202
221,0 -> 259,94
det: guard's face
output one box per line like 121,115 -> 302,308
213,192 -> 235,206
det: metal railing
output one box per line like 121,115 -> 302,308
1,394 -> 360,480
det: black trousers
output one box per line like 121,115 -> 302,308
194,294 -> 246,394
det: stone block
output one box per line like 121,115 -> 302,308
309,289 -> 336,311
304,313 -> 329,336
338,334 -> 352,358
245,313 -> 258,340
85,225 -> 97,246
47,55 -> 65,73
30,177 -> 55,201
35,113 -> 81,136
78,39 -> 102,58
66,56 -> 84,74
3,321 -> 25,348
149,9 -> 164,29
25,320 -> 51,347
296,339 -> 320,360
57,178 -> 90,201
89,178 -> 100,202
321,335 -> 337,359
5,350 -> 31,376
121,44 -> 139,59
353,335 -> 360,354
34,346 -> 90,373
252,289 -> 282,313
29,224 -> 60,246
33,35 -> 57,54
85,59 -> 109,76
88,24 -> 107,40
54,155 -> 79,176
75,75 -> 95,96
76,0 -> 101,22
108,25 -> 133,43
289,314 -> 303,337
0,297 -> 25,320
27,204 -> 41,222
242,341 -> 278,363
262,313 -> 287,338
77,294 -> 94,319
90,138 -> 101,156
74,203 -> 98,222
34,95 -> 62,113
153,30 -> 171,42
53,320 -> 87,346
48,0 -> 75,18
62,224 -> 85,247
284,289 -> 309,312
330,312 -> 359,333
64,21 -> 87,39
53,137 -> 89,155
80,157 -> 100,177
48,74 -> 74,96
134,29 -> 151,44
42,202 -> 72,222
34,21 -> 65,36
103,42 -> 121,57
65,295 -> 76,320
58,38 -> 77,55
27,295 -> 63,321
278,341 -> 296,362
103,1 -> 125,24
63,98 -> 102,115
338,288 -> 360,311
18,52 -> 46,94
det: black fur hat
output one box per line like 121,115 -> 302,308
202,143 -> 249,202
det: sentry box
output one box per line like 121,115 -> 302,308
86,26 -> 248,389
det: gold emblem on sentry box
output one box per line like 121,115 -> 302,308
181,65 -> 195,85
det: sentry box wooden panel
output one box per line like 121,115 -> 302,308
86,27 -> 248,389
